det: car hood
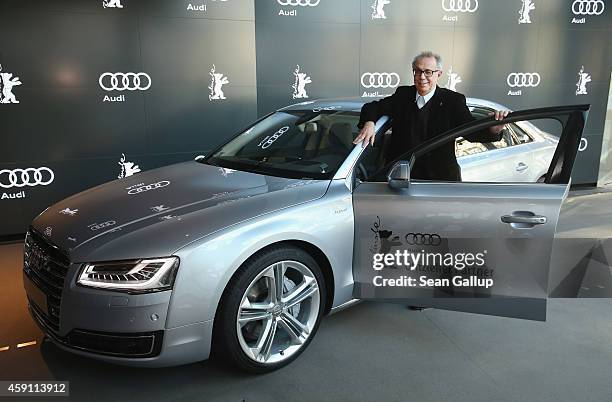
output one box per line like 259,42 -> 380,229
32,161 -> 330,262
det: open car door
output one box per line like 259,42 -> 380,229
352,105 -> 589,321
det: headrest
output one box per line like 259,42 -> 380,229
328,122 -> 353,150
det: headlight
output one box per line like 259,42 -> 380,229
77,257 -> 179,293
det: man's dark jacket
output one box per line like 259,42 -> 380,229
358,85 -> 500,181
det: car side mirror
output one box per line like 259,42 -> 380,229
387,160 -> 411,189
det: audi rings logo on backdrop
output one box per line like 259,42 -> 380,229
99,72 -> 152,91
0,167 -> 55,189
361,72 -> 400,89
506,73 -> 541,87
572,0 -> 605,15
405,233 -> 442,246
127,181 -> 170,195
442,0 -> 479,12
277,0 -> 320,6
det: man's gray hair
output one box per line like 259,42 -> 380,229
412,51 -> 443,70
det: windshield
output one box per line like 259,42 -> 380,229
207,110 -> 361,179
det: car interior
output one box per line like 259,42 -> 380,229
354,106 -> 539,182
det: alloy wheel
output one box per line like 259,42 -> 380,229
235,260 -> 320,364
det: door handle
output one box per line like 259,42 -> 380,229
501,214 -> 547,225
515,162 -> 528,172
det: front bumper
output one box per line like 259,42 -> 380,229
24,271 -> 214,367
27,297 -> 163,358
22,229 -> 213,367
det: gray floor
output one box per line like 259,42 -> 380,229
1,188 -> 612,402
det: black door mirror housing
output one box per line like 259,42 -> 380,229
387,160 -> 411,189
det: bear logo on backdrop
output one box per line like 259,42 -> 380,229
208,64 -> 230,101
0,64 -> 22,104
445,66 -> 462,91
371,0 -> 391,19
575,66 -> 591,95
292,65 -> 311,99
518,0 -> 535,24
102,0 -> 123,9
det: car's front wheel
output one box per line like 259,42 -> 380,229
214,246 -> 325,373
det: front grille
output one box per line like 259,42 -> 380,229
23,228 -> 70,332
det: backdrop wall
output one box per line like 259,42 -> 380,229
1,0 -> 610,237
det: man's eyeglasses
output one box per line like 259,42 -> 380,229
413,68 -> 440,77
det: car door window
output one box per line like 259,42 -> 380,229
455,137 -> 488,157
487,128 -> 513,150
511,122 -> 534,144
410,117 -> 563,183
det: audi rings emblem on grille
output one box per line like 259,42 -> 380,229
442,0 -> 479,12
88,220 -> 117,231
405,233 -> 442,246
0,167 -> 55,189
572,0 -> 605,15
277,0 -> 320,6
127,180 -> 170,195
360,73 -> 401,89
98,72 -> 152,91
506,72 -> 541,87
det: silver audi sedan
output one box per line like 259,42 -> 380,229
23,98 -> 586,372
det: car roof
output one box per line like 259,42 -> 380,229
278,96 -> 509,113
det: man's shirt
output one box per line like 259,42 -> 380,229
415,85 -> 437,109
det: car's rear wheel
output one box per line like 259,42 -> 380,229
214,246 -> 325,373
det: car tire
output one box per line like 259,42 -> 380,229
213,245 -> 326,373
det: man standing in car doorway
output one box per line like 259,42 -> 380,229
354,51 -> 509,181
